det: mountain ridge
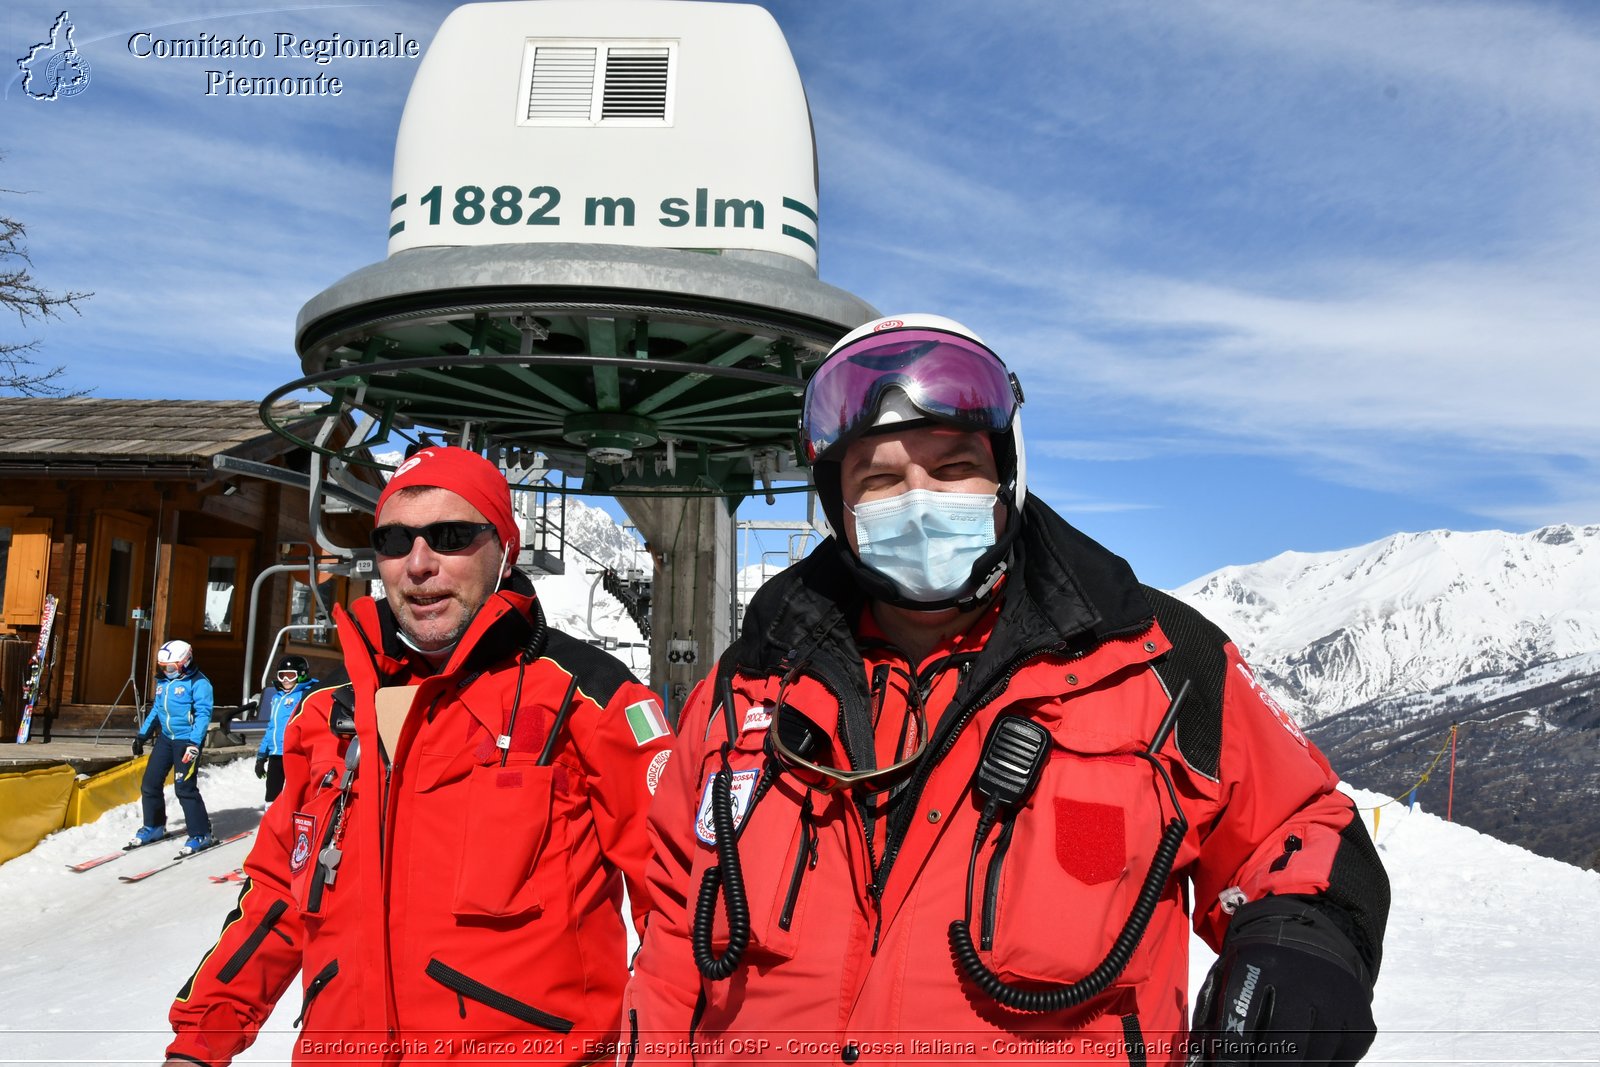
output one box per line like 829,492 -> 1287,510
1172,523 -> 1600,721
1170,522 -> 1599,869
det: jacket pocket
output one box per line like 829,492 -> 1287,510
450,761 -> 555,919
689,772 -> 812,963
426,957 -> 573,1032
216,900 -> 290,983
986,749 -> 1161,990
294,959 -> 339,1027
288,788 -> 344,914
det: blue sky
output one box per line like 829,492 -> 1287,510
4,0 -> 1597,588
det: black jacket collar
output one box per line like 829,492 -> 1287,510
729,497 -> 1153,689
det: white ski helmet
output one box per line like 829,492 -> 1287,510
800,313 -> 1028,607
156,639 -> 194,674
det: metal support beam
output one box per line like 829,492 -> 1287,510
620,495 -> 733,718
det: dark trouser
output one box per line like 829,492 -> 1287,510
264,755 -> 285,803
141,733 -> 211,837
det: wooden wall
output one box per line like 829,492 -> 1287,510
4,470 -> 363,722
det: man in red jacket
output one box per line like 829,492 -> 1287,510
164,447 -> 673,1065
626,315 -> 1389,1065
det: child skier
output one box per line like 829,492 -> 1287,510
254,654 -> 316,803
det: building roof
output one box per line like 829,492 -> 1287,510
0,398 -> 317,467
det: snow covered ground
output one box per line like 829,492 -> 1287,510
1,763 -> 1596,1065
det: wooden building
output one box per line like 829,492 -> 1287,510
0,398 -> 377,740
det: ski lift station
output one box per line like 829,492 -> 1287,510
264,0 -> 877,707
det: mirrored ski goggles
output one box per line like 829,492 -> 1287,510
766,701 -> 930,794
369,521 -> 497,558
276,670 -> 301,684
800,330 -> 1021,464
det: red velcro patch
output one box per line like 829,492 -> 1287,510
497,770 -> 523,788
471,706 -> 552,762
1054,798 -> 1126,885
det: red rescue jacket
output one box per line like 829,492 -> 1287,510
625,500 -> 1387,1066
168,574 -> 673,1065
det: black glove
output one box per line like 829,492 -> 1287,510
1190,897 -> 1376,1066
132,736 -> 146,757
255,755 -> 268,779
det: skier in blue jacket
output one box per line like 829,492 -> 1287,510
253,654 -> 315,803
131,639 -> 215,854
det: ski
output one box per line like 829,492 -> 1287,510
118,830 -> 253,883
71,825 -> 182,876
208,868 -> 247,884
70,827 -> 183,871
15,594 -> 60,744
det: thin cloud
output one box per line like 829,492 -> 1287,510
788,0 -> 1600,533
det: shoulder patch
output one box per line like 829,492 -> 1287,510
646,749 -> 671,795
624,698 -> 670,746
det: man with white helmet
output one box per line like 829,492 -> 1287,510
132,639 -> 216,855
625,315 -> 1389,1065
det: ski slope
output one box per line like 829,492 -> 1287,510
1,761 -> 1596,1065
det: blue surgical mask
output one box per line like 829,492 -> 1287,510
162,666 -> 181,679
848,488 -> 997,603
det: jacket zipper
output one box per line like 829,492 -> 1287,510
1269,833 -> 1302,872
778,793 -> 818,931
425,958 -> 574,1032
868,663 -> 890,725
979,819 -> 1016,950
787,666 -> 886,951
305,798 -> 347,914
623,1008 -> 639,1067
1121,1013 -> 1147,1066
872,644 -> 1071,899
217,900 -> 289,983
293,959 -> 339,1027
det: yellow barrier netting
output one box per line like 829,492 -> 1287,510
0,755 -> 167,864
65,756 -> 150,827
0,764 -> 76,864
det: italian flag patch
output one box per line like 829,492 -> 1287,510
625,698 -> 669,746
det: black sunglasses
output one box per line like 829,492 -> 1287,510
369,521 -> 497,557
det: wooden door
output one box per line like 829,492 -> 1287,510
81,512 -> 150,704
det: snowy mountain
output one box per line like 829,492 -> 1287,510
535,496 -> 650,575
1173,524 -> 1600,721
1173,524 -> 1600,871
523,498 -> 651,677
